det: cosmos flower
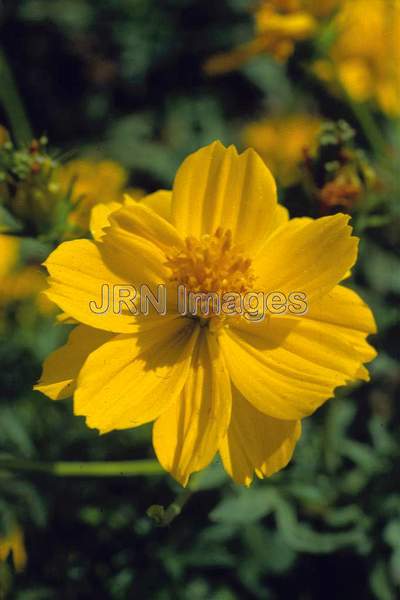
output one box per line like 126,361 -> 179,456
204,0 -> 340,75
314,0 -> 400,116
0,523 -> 27,572
0,125 -> 9,145
35,141 -> 376,486
59,159 -> 143,231
0,235 -> 46,311
243,114 -> 321,185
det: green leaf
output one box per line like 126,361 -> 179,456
370,561 -> 396,600
0,205 -> 22,233
191,460 -> 228,491
362,241 -> 400,294
210,487 -> 277,525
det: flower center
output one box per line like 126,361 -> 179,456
166,228 -> 256,313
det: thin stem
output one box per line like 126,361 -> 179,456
147,488 -> 194,526
348,99 -> 387,158
0,458 -> 164,477
0,47 -> 33,144
323,57 -> 387,156
146,469 -> 211,526
302,58 -> 387,157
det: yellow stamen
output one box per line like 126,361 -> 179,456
166,228 -> 256,317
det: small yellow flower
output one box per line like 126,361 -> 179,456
0,235 -> 46,308
59,159 -> 142,231
243,115 -> 321,185
204,0 -> 340,74
0,523 -> 27,572
254,1 -> 318,61
315,0 -> 400,116
306,0 -> 342,18
0,125 -> 10,145
0,235 -> 18,278
35,142 -> 376,486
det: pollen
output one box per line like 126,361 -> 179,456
165,227 -> 256,299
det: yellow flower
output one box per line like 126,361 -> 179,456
243,115 -> 321,185
254,1 -> 318,61
35,141 -> 376,486
306,0 -> 342,18
204,0 -> 340,74
0,523 -> 27,572
0,235 -> 18,278
59,159 -> 142,231
0,234 -> 51,323
315,0 -> 400,116
0,235 -> 46,308
0,125 -> 10,145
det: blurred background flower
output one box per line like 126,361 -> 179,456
0,523 -> 27,574
243,114 -> 321,185
204,0 -> 341,74
0,234 -> 47,323
59,158 -> 130,230
315,0 -> 400,117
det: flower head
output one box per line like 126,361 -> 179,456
243,115 -> 321,185
35,142 -> 376,486
0,523 -> 27,572
0,235 -> 46,311
315,0 -> 400,116
204,0 -> 340,74
0,125 -> 9,145
0,234 -> 18,278
59,159 -> 142,231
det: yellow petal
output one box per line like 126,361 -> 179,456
139,190 -> 172,222
90,201 -> 122,240
152,330 -> 231,486
271,203 -> 289,229
102,202 -> 183,314
257,12 -> 316,40
304,284 -> 377,335
107,200 -> 183,254
0,235 -> 19,277
219,324 -> 336,420
89,191 -> 173,240
298,284 -> 377,380
171,141 -> 278,252
44,239 -> 168,333
34,325 -> 113,400
338,59 -> 373,103
0,125 -> 10,145
203,38 -> 268,76
74,318 -> 199,433
219,387 -> 301,486
219,285 -> 375,420
56,312 -> 78,324
254,214 -> 358,300
0,524 -> 27,572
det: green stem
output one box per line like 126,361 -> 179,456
147,488 -> 193,526
0,458 -> 163,477
348,99 -> 387,158
0,47 -> 33,144
303,58 -> 387,157
322,57 -> 387,156
146,469 -> 211,526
